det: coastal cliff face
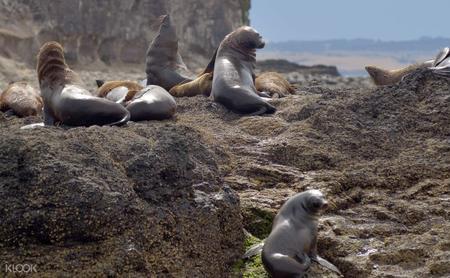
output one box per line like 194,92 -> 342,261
0,0 -> 249,69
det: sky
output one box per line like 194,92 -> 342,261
250,0 -> 450,42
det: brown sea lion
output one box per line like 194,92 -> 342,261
255,72 -> 295,98
0,82 -> 43,117
211,26 -> 276,115
37,42 -> 130,126
168,72 -> 213,97
145,15 -> 194,91
261,190 -> 342,277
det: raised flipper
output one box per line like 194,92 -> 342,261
311,255 -> 342,276
242,241 -> 264,259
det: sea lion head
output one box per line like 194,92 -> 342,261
365,66 -> 393,86
230,26 -> 266,50
290,189 -> 328,217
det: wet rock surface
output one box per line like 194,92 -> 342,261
0,69 -> 449,277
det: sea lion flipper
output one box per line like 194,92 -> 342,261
295,252 -> 311,267
96,80 -> 105,88
311,255 -> 342,276
242,242 -> 264,259
20,123 -> 45,130
256,91 -> 271,98
43,105 -> 56,126
433,47 -> 450,67
4,109 -> 15,117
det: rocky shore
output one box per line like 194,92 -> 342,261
1,69 -> 449,277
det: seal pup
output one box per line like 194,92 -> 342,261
255,72 -> 295,98
244,190 -> 342,277
37,41 -> 130,126
211,26 -> 276,115
145,15 -> 194,91
125,85 -> 177,121
0,82 -> 43,117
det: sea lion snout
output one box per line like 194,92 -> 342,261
257,40 -> 266,49
365,66 -> 378,79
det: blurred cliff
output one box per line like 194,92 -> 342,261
0,0 -> 250,70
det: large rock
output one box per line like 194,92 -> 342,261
0,0 -> 249,69
0,121 -> 243,276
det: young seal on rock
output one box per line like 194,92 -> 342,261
262,190 -> 341,277
0,82 -> 43,117
255,72 -> 295,98
37,42 -> 130,126
211,26 -> 276,115
244,190 -> 342,277
145,15 -> 194,91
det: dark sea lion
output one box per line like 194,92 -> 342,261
0,82 -> 43,117
145,15 -> 194,91
211,26 -> 276,115
125,85 -> 177,121
251,190 -> 342,278
255,72 -> 295,98
168,72 -> 213,97
37,41 -> 130,126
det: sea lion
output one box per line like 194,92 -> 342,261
125,85 -> 177,121
364,48 -> 449,86
94,80 -> 176,121
255,72 -> 295,98
211,26 -> 276,115
145,15 -> 194,91
244,190 -> 342,277
262,190 -> 342,277
37,41 -> 130,126
168,72 -> 213,97
0,82 -> 43,117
